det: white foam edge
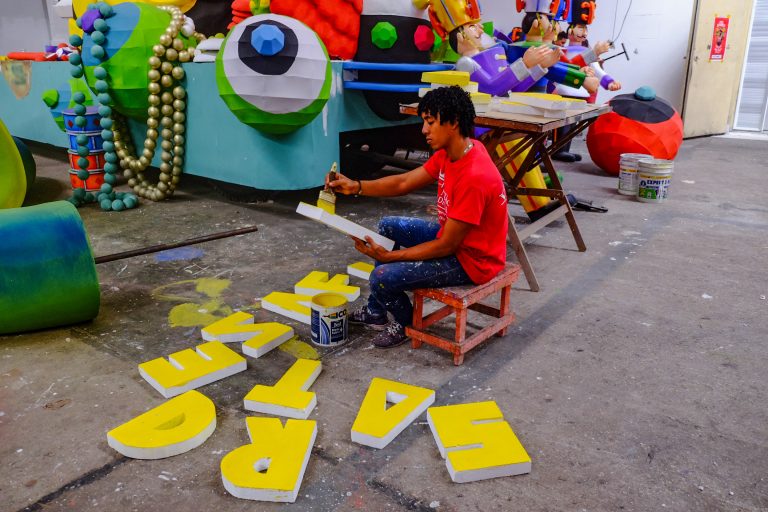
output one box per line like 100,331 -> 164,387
139,359 -> 248,399
447,457 -> 531,483
243,395 -> 317,420
107,416 -> 216,460
346,266 -> 372,281
261,300 -> 310,325
296,202 -> 395,251
351,391 -> 435,449
241,328 -> 295,358
221,424 -> 317,502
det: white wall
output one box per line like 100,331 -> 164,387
0,0 -> 69,54
481,0 -> 697,111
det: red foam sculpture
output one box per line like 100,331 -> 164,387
270,0 -> 363,60
587,90 -> 684,176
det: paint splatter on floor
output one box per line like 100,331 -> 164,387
154,247 -> 205,262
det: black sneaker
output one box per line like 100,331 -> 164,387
372,322 -> 409,349
552,151 -> 582,162
349,306 -> 388,330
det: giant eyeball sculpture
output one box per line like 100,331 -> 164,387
216,14 -> 332,134
586,87 -> 684,176
70,1 -> 205,207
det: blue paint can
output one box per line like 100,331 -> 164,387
310,293 -> 348,347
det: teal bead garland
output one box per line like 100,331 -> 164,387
66,2 -> 137,212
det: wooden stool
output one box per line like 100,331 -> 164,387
406,263 -> 520,365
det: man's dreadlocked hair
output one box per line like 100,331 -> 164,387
417,86 -> 475,138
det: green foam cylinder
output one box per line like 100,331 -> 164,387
0,201 -> 100,335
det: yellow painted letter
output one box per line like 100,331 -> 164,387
138,341 -> 247,398
244,359 -> 322,419
427,401 -> 531,483
107,390 -> 216,459
294,271 -> 360,301
221,417 -> 317,502
351,377 -> 435,449
261,292 -> 312,324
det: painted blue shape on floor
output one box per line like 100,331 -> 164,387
154,247 -> 204,262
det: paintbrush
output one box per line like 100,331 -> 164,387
317,162 -> 338,214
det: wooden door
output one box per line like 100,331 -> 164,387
681,0 -> 754,137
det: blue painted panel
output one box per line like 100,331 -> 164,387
0,61 -> 418,190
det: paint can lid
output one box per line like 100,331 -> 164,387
620,153 -> 653,166
638,158 -> 674,171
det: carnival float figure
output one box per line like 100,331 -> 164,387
423,0 -> 559,97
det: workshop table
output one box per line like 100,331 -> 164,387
400,103 -> 611,291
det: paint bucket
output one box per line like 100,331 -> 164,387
618,153 -> 651,196
637,159 -> 674,203
310,293 -> 348,347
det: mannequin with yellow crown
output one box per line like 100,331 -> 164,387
419,0 -> 560,97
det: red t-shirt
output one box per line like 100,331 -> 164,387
423,141 -> 508,284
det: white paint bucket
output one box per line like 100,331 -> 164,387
310,293 -> 348,347
618,153 -> 652,196
637,159 -> 674,203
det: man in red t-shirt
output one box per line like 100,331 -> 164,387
327,86 -> 508,348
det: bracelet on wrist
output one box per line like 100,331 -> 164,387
355,180 -> 363,197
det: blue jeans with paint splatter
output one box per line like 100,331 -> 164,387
366,216 -> 472,327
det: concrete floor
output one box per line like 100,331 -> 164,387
1,135 -> 767,512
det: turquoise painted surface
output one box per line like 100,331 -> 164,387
0,201 -> 100,335
0,61 -> 417,190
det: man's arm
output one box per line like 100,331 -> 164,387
328,166 -> 435,197
354,218 -> 473,263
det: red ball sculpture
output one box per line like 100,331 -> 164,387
587,87 -> 684,176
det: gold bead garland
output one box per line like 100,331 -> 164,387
112,5 -> 204,201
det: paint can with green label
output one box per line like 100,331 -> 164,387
618,153 -> 651,195
310,293 -> 348,347
637,159 -> 674,203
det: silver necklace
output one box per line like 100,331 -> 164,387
462,142 -> 474,156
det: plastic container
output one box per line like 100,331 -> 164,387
637,159 -> 674,203
618,153 -> 651,195
310,293 -> 348,347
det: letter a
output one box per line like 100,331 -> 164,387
107,390 -> 216,459
351,377 -> 435,449
427,401 -> 531,483
221,417 -> 316,502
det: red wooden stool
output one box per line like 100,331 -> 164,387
406,263 -> 521,365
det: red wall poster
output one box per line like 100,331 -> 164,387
709,16 -> 730,61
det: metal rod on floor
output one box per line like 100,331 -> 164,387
93,225 -> 259,265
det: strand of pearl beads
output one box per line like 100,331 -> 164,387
113,5 -> 204,202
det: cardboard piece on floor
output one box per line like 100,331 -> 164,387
107,390 -> 216,459
294,271 -> 360,301
221,417 -> 317,502
347,261 -> 374,280
262,292 -> 312,324
296,202 -> 395,251
351,377 -> 435,449
427,401 -> 531,483
202,312 -> 294,358
139,341 -> 247,398
244,359 -> 322,419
